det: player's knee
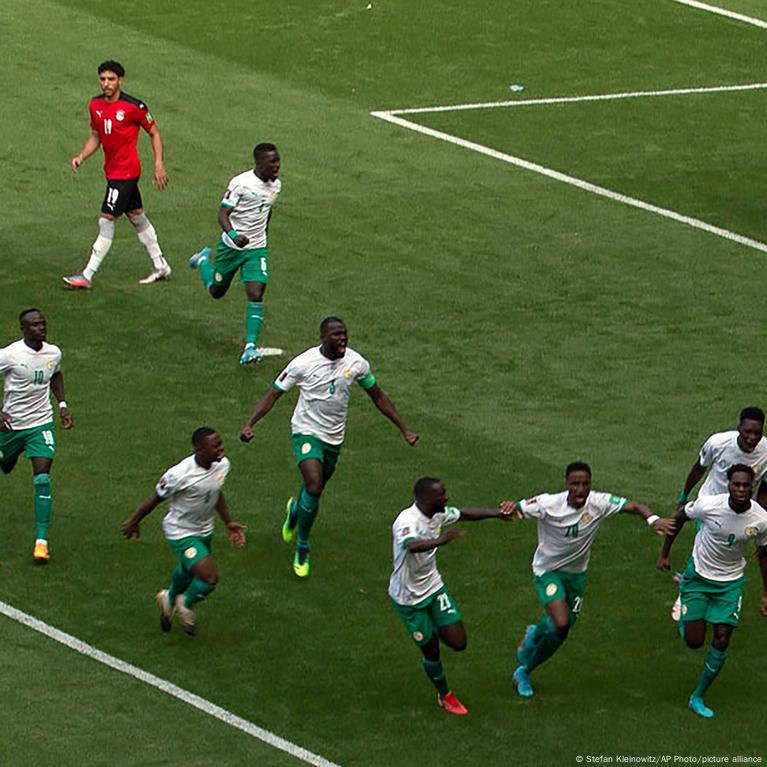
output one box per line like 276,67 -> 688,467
451,637 -> 467,652
712,635 -> 730,652
684,635 -> 704,650
209,286 -> 225,299
304,479 -> 324,497
556,624 -> 570,641
202,573 -> 218,586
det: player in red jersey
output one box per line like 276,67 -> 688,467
65,60 -> 171,289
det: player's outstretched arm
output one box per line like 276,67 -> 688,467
657,507 -> 689,571
148,125 -> 168,190
121,493 -> 163,540
214,492 -> 246,548
405,526 -> 465,553
71,130 -> 100,172
459,507 -> 515,522
364,384 -> 419,446
623,501 -> 676,537
240,387 -> 284,443
50,371 -> 73,429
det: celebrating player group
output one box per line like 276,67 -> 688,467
3,57 -> 766,728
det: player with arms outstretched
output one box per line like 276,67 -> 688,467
189,143 -> 281,365
65,60 -> 171,288
506,462 -> 674,698
121,428 -> 246,636
0,309 -> 73,562
658,464 -> 767,718
389,477 -> 512,715
240,317 -> 418,577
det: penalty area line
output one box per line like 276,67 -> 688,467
670,0 -> 767,29
369,110 -> 767,255
0,599 -> 341,767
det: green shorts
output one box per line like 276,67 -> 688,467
680,560 -> 744,627
167,534 -> 214,572
0,422 -> 56,471
291,434 -> 342,482
392,586 -> 463,646
214,241 -> 269,285
534,570 -> 586,620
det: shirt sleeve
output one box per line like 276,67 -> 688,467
274,359 -> 302,392
684,499 -> 704,521
0,348 -> 11,376
697,436 -> 716,468
89,102 -> 97,131
393,519 -> 417,549
442,506 -> 461,525
53,349 -> 62,375
518,496 -> 546,520
138,102 -> 155,132
354,356 -> 376,390
156,468 -> 181,499
594,492 -> 628,517
221,179 -> 241,209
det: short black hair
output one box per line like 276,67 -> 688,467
320,316 -> 345,334
254,142 -> 278,160
98,60 -> 125,77
727,463 -> 755,481
19,308 -> 42,323
739,406 -> 765,425
565,461 -> 591,478
192,427 -> 217,447
414,476 -> 441,498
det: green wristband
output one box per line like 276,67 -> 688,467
677,490 -> 687,504
227,229 -> 238,240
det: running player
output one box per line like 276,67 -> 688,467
121,428 -> 246,636
240,317 -> 419,577
0,309 -> 73,562
506,462 -> 674,698
65,60 -> 171,288
664,406 -> 767,619
188,143 -> 281,365
389,477 -> 512,715
658,464 -> 767,718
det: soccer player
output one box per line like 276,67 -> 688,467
389,477 -> 512,716
658,464 -> 767,719
121,428 -> 246,636
240,316 -> 419,577
664,406 -> 767,620
506,462 -> 674,698
65,60 -> 171,289
0,309 -> 73,562
188,143 -> 281,365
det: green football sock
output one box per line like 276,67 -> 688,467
199,257 -> 215,291
525,615 -> 564,673
296,488 -> 320,563
184,578 -> 216,607
168,565 -> 193,605
33,473 -> 52,540
245,301 -> 263,346
422,657 -> 450,696
692,647 -> 727,699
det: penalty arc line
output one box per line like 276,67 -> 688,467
0,599 -> 342,767
369,110 -> 767,255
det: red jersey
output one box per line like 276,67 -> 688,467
88,92 -> 155,180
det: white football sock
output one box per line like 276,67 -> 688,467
130,213 -> 167,270
83,217 -> 115,281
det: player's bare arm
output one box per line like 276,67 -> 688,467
213,492 -> 246,548
148,125 -> 168,190
240,387 -> 284,442
121,493 -> 163,540
0,410 -> 12,432
50,371 -> 73,429
365,384 -> 419,446
218,205 -> 249,248
657,507 -> 689,571
71,130 -> 101,172
405,526 -> 465,553
677,462 -> 706,511
623,500 -> 676,536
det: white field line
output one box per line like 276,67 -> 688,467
0,600 -> 341,767
670,0 -> 767,28
385,81 -> 767,115
371,82 -> 767,254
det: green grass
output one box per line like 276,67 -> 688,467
1,0 -> 767,764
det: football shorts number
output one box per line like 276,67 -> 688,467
572,596 -> 583,615
260,257 -> 268,273
42,430 -> 54,449
437,593 -> 452,612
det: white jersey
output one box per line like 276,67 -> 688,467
388,503 -> 461,606
274,346 -> 376,446
685,494 -> 767,581
0,339 -> 62,430
220,170 -> 281,250
697,430 -> 767,497
156,455 -> 231,540
519,491 -> 628,576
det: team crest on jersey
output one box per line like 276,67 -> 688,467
115,110 -> 125,121
580,512 -> 593,525
413,631 -> 424,642
184,547 -> 197,559
745,526 -> 758,538
343,368 -> 353,380
545,583 -> 558,597
46,360 -> 54,370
